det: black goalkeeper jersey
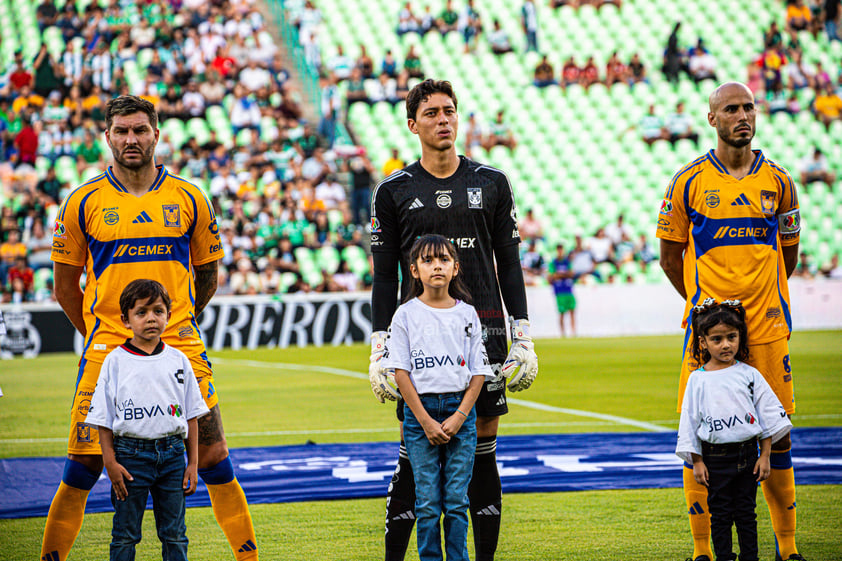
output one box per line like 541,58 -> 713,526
371,156 -> 521,362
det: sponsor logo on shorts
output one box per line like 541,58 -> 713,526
77,390 -> 94,397
78,399 -> 91,416
163,204 -> 181,227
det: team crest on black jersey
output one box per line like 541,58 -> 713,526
467,188 -> 482,209
163,205 -> 181,227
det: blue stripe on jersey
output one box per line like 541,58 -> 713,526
75,357 -> 87,391
706,150 -> 728,174
749,152 -> 765,175
667,155 -> 707,200
81,289 -> 102,362
778,269 -> 793,332
692,216 -> 778,257
78,189 -> 98,240
105,168 -> 128,192
683,171 -> 703,224
180,187 -> 199,238
149,166 -> 167,191
89,235 -> 191,278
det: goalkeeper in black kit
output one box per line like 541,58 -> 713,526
369,79 -> 538,561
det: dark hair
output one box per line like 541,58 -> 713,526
691,299 -> 750,364
119,279 -> 171,318
404,234 -> 472,304
406,79 -> 458,120
105,95 -> 158,131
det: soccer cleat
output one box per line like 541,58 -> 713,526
685,557 -> 711,561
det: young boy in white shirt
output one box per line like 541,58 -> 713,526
87,279 -> 210,561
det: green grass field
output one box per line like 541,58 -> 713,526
1,331 -> 840,560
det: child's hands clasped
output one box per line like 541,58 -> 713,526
754,455 -> 771,482
441,413 -> 466,437
421,417 -> 451,445
105,461 -> 134,501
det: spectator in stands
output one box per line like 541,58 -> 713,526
764,20 -> 784,48
688,39 -> 718,84
458,0 -> 483,53
75,129 -> 102,173
623,104 -> 668,146
786,0 -> 815,36
9,52 -> 33,93
627,52 -> 648,87
663,21 -> 686,84
579,56 -> 600,90
346,152 -> 375,225
765,81 -> 792,116
382,147 -> 405,177
182,82 -> 207,118
821,254 -> 842,278
327,44 -> 354,81
522,0 -> 539,52
635,233 -> 657,270
394,69 -> 411,102
519,208 -> 544,242
482,110 -> 517,152
561,55 -> 581,90
462,112 -> 483,158
333,260 -> 361,291
605,214 -> 632,247
0,229 -> 26,283
799,147 -> 836,188
36,0 -> 59,31
784,51 -> 814,91
239,58 -> 272,93
521,240 -> 546,285
32,44 -> 62,98
488,19 -> 515,55
8,259 -> 34,303
13,115 -> 38,168
814,83 -> 842,131
437,0 -> 460,34
381,49 -> 398,78
569,234 -> 598,281
825,0 -> 841,41
604,51 -> 627,86
666,102 -> 699,147
547,244 -> 576,336
356,44 -> 375,79
813,60 -> 832,90
533,54 -> 557,87
36,166 -> 62,204
586,227 -> 615,266
761,45 -> 788,93
345,67 -> 369,105
397,2 -> 421,36
229,257 -> 261,295
25,219 -> 52,271
315,174 -> 347,211
318,73 -> 341,147
403,45 -> 424,79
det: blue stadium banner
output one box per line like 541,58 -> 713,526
0,293 -> 372,357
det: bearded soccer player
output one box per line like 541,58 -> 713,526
43,95 -> 259,561
369,79 -> 538,561
658,82 -> 803,561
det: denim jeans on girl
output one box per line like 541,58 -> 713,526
404,392 -> 477,561
110,435 -> 188,561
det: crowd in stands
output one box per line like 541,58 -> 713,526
0,0 -> 383,303
534,51 -> 648,89
518,212 -> 658,286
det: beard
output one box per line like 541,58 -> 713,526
112,144 -> 155,169
718,126 -> 754,148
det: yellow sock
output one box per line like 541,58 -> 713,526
206,479 -> 259,560
40,482 -> 89,561
683,464 -> 713,560
762,449 -> 798,559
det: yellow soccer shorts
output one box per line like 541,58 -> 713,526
677,331 -> 794,414
67,355 -> 219,455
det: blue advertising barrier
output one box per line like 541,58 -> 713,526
3,427 -> 840,519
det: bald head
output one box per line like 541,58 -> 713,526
709,82 -> 753,112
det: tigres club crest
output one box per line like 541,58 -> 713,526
163,204 -> 181,227
467,188 -> 482,209
760,190 -> 775,216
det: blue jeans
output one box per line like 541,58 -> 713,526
110,435 -> 188,561
404,393 -> 476,561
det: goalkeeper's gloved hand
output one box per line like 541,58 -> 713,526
369,331 -> 399,403
502,318 -> 538,392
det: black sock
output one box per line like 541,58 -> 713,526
469,436 -> 501,561
384,442 -> 416,561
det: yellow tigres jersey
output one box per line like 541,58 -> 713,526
656,149 -> 800,344
51,165 -> 223,363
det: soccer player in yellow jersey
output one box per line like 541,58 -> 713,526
658,83 -> 803,561
42,96 -> 259,561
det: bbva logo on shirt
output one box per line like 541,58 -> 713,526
410,349 -> 465,370
705,413 -> 754,432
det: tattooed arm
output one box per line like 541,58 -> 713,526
193,260 -> 219,317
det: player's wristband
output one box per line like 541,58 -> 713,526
456,409 -> 468,418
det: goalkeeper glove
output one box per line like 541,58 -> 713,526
502,318 -> 538,392
369,331 -> 399,403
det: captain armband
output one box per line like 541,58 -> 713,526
778,208 -> 801,241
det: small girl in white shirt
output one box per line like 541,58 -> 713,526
382,234 -> 493,561
676,299 -> 792,561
